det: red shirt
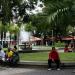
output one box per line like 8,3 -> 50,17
64,47 -> 69,52
49,50 -> 59,60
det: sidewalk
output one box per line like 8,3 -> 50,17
18,60 -> 75,68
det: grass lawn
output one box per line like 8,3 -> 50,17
3,42 -> 74,62
19,52 -> 75,62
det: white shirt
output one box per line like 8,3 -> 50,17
0,50 -> 5,58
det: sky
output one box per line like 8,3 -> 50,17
25,0 -> 45,14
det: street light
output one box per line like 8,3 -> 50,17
52,30 -> 54,46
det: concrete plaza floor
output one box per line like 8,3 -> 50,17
0,66 -> 75,75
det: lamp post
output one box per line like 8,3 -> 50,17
40,32 -> 43,46
52,30 -> 54,46
2,32 -> 4,48
73,27 -> 75,42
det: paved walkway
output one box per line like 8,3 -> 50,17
0,67 -> 75,75
8,68 -> 75,75
19,60 -> 75,69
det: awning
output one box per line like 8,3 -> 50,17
62,36 -> 75,40
30,36 -> 42,42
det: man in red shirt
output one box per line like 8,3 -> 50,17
48,47 -> 60,70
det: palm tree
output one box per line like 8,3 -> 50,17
43,0 -> 75,36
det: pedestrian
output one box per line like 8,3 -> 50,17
6,48 -> 14,65
13,45 -> 17,51
12,45 -> 19,65
0,44 -> 2,48
0,47 -> 5,65
70,40 -> 74,48
6,48 -> 13,58
64,45 -> 69,52
48,47 -> 60,70
72,44 -> 75,52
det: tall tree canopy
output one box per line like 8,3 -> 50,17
0,0 -> 75,36
0,0 -> 40,25
42,0 -> 75,35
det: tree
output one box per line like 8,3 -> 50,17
30,14 -> 50,36
0,0 -> 41,26
7,23 -> 19,46
0,0 -> 41,46
8,23 -> 19,39
43,0 -> 75,36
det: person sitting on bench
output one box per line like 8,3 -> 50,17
48,47 -> 60,70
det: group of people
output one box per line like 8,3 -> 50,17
0,44 -> 73,69
64,44 -> 75,52
64,39 -> 75,52
0,45 -> 19,66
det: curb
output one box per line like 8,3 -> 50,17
18,61 -> 75,68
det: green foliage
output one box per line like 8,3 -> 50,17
0,21 -> 8,32
55,41 -> 65,47
0,21 -> 3,32
25,22 -> 33,32
8,23 -> 19,34
0,0 -> 39,24
66,25 -> 74,34
31,14 -> 50,35
43,0 -> 75,35
25,22 -> 37,32
0,0 -> 75,36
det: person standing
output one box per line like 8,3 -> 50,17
48,47 -> 60,70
